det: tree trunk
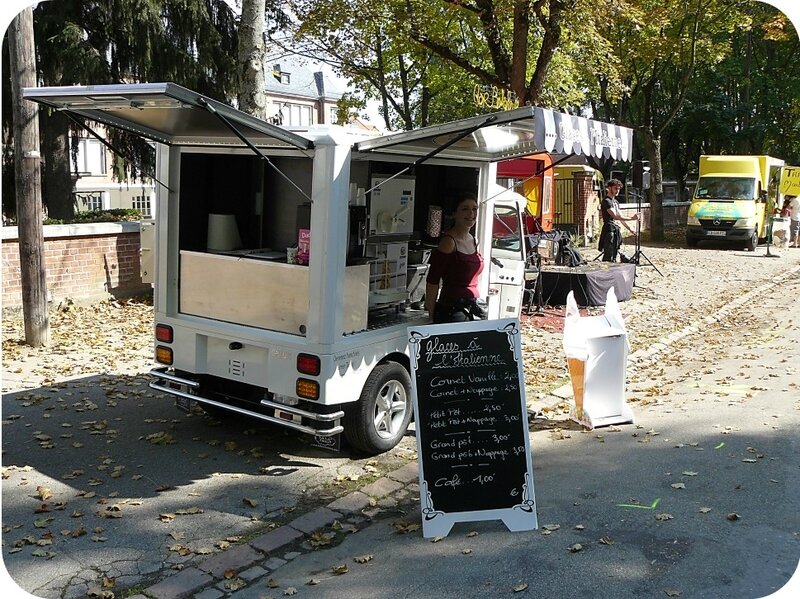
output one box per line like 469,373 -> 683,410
642,128 -> 664,242
41,110 -> 75,220
238,0 -> 268,119
9,7 -> 50,347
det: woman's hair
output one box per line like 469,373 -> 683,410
448,193 -> 477,214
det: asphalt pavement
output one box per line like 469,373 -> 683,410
3,241 -> 800,599
250,272 -> 800,599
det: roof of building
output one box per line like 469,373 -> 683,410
265,55 -> 344,102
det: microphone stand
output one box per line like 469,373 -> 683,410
628,188 -> 663,278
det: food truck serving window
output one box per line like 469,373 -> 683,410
22,83 -> 314,150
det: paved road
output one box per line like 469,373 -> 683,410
0,374 -> 416,598
222,274 -> 800,599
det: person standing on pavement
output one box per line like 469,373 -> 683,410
598,179 -> 639,262
787,195 -> 800,247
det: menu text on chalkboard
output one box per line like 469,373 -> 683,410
409,318 -> 538,538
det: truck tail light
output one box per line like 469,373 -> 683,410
297,353 -> 320,376
156,346 -> 173,365
155,324 -> 173,343
296,378 -> 319,400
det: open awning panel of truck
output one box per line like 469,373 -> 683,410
22,82 -> 314,151
355,107 -> 633,163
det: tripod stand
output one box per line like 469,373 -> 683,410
627,189 -> 663,277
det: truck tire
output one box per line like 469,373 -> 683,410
686,234 -> 698,247
344,361 -> 412,455
745,231 -> 758,252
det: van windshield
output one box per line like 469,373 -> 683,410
695,177 -> 755,200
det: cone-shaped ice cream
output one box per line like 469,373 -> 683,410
567,357 -> 585,419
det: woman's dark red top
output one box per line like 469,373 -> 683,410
426,235 -> 484,302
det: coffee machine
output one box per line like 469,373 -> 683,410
347,205 -> 368,264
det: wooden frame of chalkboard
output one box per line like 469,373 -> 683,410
408,318 -> 538,538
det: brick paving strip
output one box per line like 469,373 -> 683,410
134,462 -> 420,599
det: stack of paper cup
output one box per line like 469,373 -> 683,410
427,205 -> 442,237
207,214 -> 242,251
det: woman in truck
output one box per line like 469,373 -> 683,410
425,194 -> 486,323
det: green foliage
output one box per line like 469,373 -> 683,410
2,0 -> 242,221
42,208 -> 143,226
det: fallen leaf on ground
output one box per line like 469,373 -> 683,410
513,582 -> 529,592
392,521 -> 420,534
224,578 -> 246,591
599,536 -> 615,545
174,507 -> 204,515
353,554 -> 373,564
655,513 -> 674,521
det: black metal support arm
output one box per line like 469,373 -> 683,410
198,98 -> 312,203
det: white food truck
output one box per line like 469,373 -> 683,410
24,83 -> 633,454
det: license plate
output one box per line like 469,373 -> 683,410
175,396 -> 192,413
707,230 -> 726,237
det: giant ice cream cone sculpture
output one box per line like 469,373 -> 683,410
562,291 -> 589,422
566,356 -> 585,420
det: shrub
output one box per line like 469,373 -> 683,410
43,209 -> 143,225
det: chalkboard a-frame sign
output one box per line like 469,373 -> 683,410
408,318 -> 538,538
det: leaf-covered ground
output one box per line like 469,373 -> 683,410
2,297 -> 154,391
3,244 -> 797,400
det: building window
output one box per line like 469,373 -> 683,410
273,102 -> 312,127
75,191 -> 105,212
329,106 -> 338,125
132,194 -> 152,217
72,138 -> 107,176
280,72 -> 290,85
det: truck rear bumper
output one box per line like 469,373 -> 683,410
149,367 -> 344,437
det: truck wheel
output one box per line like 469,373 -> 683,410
344,362 -> 412,455
745,231 -> 758,252
686,235 -> 698,247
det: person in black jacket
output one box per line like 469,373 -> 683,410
598,179 -> 638,262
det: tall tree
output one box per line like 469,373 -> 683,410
594,0 -> 738,240
2,0 -> 240,221
238,0 -> 268,118
9,6 -> 49,346
287,0 -> 459,130
288,0 -> 613,130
